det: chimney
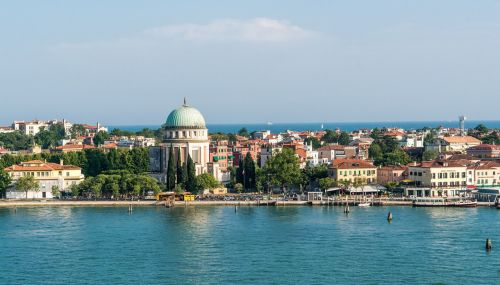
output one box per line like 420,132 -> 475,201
60,159 -> 64,166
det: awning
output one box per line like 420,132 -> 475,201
347,185 -> 380,194
326,187 -> 342,192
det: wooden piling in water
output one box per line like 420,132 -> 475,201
387,212 -> 393,222
486,238 -> 492,251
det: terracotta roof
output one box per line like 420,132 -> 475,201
331,159 -> 376,169
442,136 -> 481,144
318,145 -> 353,151
5,161 -> 81,172
55,144 -> 95,150
467,144 -> 500,151
295,148 -> 307,159
384,131 -> 405,137
470,161 -> 500,170
101,143 -> 117,149
409,160 -> 468,168
81,124 -> 97,129
379,165 -> 407,171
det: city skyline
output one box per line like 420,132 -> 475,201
1,1 -> 500,124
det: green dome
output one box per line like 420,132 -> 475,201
165,104 -> 206,129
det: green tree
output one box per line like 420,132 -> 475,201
15,175 -> 39,199
195,173 -> 220,192
0,132 -> 33,150
51,185 -> 60,199
176,152 -> 185,185
0,168 -> 12,198
186,154 -> 196,193
386,181 -> 398,192
321,129 -> 339,143
422,150 -> 439,161
261,148 -> 301,192
318,177 -> 338,191
166,146 -> 176,191
370,128 -> 384,140
236,158 -> 244,184
70,124 -> 86,139
34,129 -> 58,149
482,131 -> 500,145
238,127 -> 249,137
49,124 -> 66,140
108,181 -> 120,199
474,124 -> 489,136
383,149 -> 412,166
424,131 -> 436,146
93,131 -> 109,146
369,143 -> 383,162
234,183 -> 243,194
70,184 -> 80,197
304,137 -> 321,149
243,152 -> 256,190
338,131 -> 350,145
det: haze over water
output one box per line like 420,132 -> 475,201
111,120 -> 500,133
1,206 -> 499,285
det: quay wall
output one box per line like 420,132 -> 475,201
0,200 -> 495,207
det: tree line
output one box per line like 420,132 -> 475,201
0,148 -> 150,177
70,170 -> 161,199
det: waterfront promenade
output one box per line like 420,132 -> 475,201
0,198 -> 495,207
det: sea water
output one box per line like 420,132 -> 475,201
0,206 -> 499,285
110,120 -> 500,133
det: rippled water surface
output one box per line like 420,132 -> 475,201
0,206 -> 499,284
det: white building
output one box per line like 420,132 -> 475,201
150,100 -> 221,181
405,160 -> 468,197
4,160 -> 84,199
305,142 -> 319,166
426,136 -> 482,154
260,145 -> 282,167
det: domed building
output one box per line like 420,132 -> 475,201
150,99 -> 218,181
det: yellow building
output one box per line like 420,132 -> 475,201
406,160 -> 467,197
328,159 -> 377,184
4,160 -> 84,199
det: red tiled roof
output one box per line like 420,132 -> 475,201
467,144 -> 500,151
5,161 -> 81,172
384,131 -> 405,137
55,144 -> 95,150
379,165 -> 407,171
409,160 -> 468,168
331,159 -> 375,169
318,145 -> 352,151
471,161 -> 500,170
442,136 -> 481,144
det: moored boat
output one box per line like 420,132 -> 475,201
413,197 -> 477,207
450,199 -> 477,208
259,200 -> 277,206
358,202 -> 371,207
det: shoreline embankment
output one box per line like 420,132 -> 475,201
0,200 -> 495,207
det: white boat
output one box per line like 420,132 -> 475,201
413,197 -> 477,207
358,202 -> 371,207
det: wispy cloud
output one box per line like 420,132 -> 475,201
54,18 -> 319,50
144,18 -> 319,42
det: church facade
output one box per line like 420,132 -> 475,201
149,100 -> 221,182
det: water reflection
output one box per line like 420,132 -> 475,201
0,206 -> 499,284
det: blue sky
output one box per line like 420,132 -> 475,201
1,0 -> 499,125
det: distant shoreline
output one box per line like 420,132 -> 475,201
108,120 -> 500,133
0,200 -> 495,207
